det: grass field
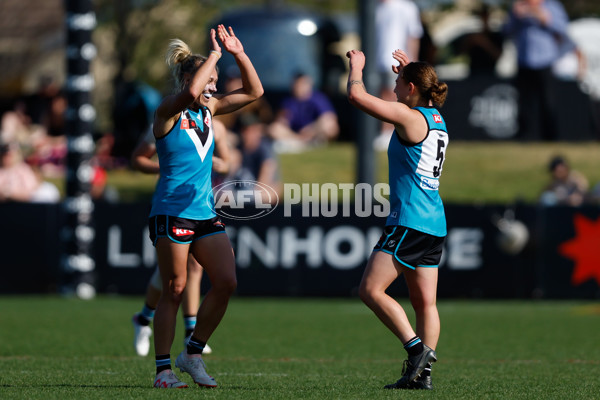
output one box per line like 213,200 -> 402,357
279,141 -> 600,204
91,141 -> 600,204
1,297 -> 599,399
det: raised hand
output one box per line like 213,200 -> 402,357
209,28 -> 221,54
346,49 -> 366,71
391,49 -> 410,74
217,24 -> 243,56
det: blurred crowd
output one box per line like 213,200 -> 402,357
374,0 -> 594,145
1,0 -> 599,206
0,77 -> 64,203
539,155 -> 600,207
0,76 -> 117,203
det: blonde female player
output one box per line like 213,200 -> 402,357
346,48 -> 449,390
149,25 -> 263,388
130,118 -> 230,357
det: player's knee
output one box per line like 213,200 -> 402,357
169,277 -> 187,298
224,277 -> 237,294
358,283 -> 376,306
213,276 -> 237,296
187,257 -> 202,273
410,294 -> 435,313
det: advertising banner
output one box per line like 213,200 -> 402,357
1,203 -> 599,298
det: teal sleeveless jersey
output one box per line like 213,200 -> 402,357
149,107 -> 216,220
386,106 -> 448,237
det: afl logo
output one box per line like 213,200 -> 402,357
212,180 -> 279,220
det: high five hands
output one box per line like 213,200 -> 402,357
345,49 -> 411,74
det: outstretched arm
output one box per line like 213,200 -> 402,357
154,29 -> 222,137
212,25 -> 264,116
346,49 -> 427,144
346,50 -> 410,126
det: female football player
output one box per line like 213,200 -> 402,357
346,48 -> 449,390
149,25 -> 262,388
131,117 -> 230,358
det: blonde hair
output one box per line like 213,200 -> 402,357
402,62 -> 448,107
165,38 -> 210,91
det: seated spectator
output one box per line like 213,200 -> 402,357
1,102 -> 42,150
26,133 -> 66,179
2,101 -> 66,179
539,155 -> 588,206
0,138 -> 59,203
229,113 -> 281,199
216,70 -> 274,145
268,72 -> 339,152
586,182 -> 600,205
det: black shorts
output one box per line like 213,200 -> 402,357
149,215 -> 226,245
373,225 -> 445,270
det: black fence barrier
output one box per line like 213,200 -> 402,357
1,202 -> 599,298
0,203 -> 62,293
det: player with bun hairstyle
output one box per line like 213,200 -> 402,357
149,25 -> 263,389
346,48 -> 449,390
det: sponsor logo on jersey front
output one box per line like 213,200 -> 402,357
180,119 -> 193,130
420,176 -> 439,191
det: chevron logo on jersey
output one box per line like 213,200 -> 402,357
433,114 -> 443,123
182,111 -> 210,146
182,110 -> 213,161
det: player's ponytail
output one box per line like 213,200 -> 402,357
430,81 -> 448,107
166,38 -> 192,67
165,38 -> 208,91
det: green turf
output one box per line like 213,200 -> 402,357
1,297 -> 598,399
278,141 -> 600,204
49,140 -> 600,204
